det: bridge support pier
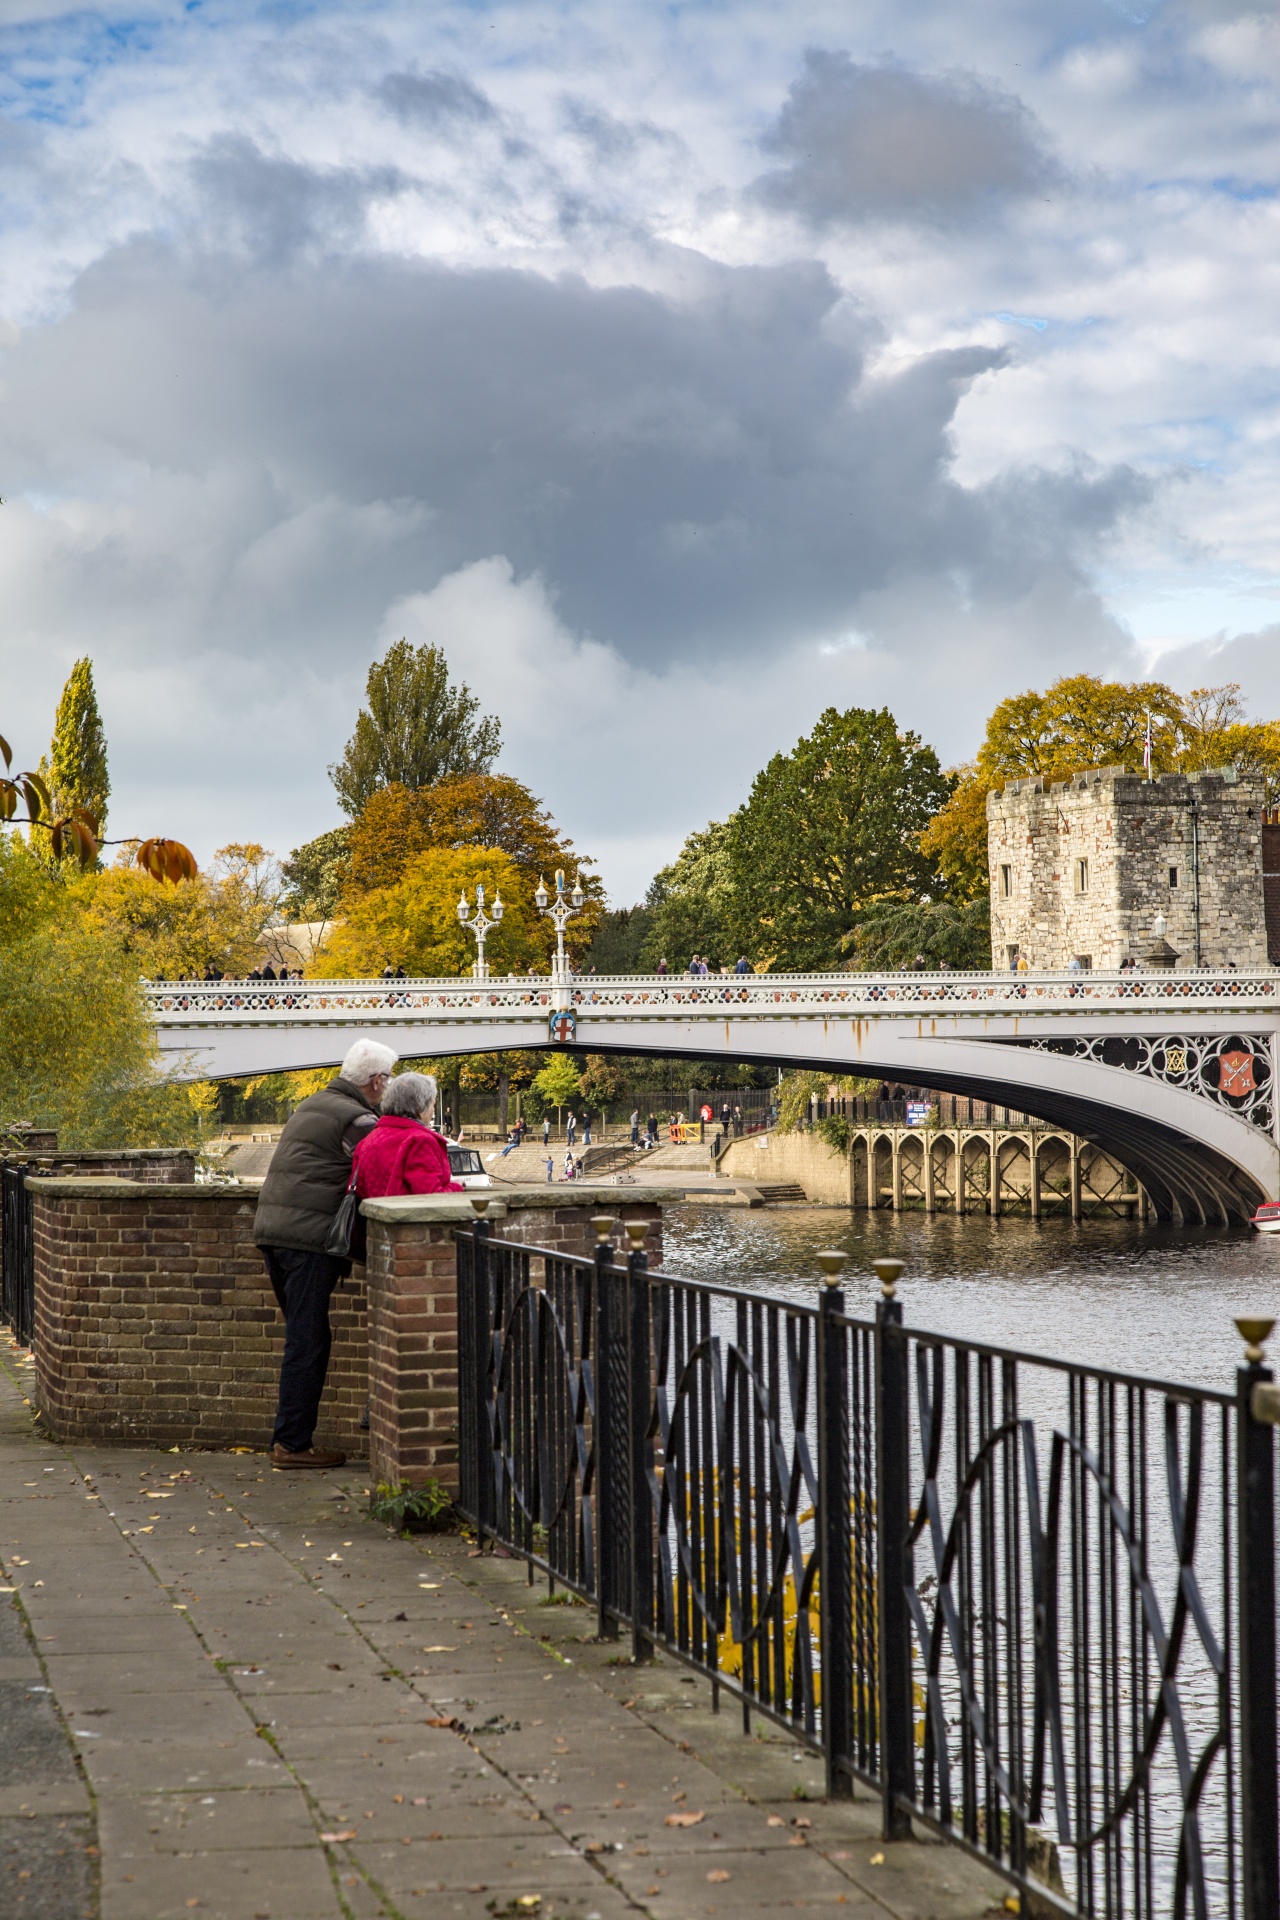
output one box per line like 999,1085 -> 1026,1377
891,1138 -> 903,1213
1029,1140 -> 1041,1221
989,1133 -> 1001,1218
923,1141 -> 936,1215
1069,1141 -> 1082,1222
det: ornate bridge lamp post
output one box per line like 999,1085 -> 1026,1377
535,869 -> 584,987
457,883 -> 503,980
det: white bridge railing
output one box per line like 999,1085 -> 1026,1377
145,968 -> 1280,1024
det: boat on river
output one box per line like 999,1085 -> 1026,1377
1251,1201 -> 1280,1233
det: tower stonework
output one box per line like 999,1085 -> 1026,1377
987,766 -> 1268,971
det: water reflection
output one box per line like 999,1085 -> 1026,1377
663,1206 -> 1280,1390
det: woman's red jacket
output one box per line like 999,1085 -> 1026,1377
351,1115 -> 464,1198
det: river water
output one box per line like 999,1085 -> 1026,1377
662,1204 -> 1280,1391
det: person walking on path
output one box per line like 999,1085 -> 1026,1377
630,1107 -> 640,1147
656,957 -> 668,975
352,1073 -> 464,1199
545,1154 -> 554,1183
582,1114 -> 592,1147
254,1037 -> 395,1470
542,1115 -> 551,1148
566,1110 -> 577,1148
735,954 -> 751,974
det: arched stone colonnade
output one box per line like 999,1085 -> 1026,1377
849,1124 -> 1148,1221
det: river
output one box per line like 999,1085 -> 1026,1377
662,1204 -> 1280,1391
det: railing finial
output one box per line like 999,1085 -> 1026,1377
469,1195 -> 491,1216
1236,1315 -> 1275,1365
622,1219 -> 649,1250
590,1214 -> 615,1242
873,1256 -> 904,1300
816,1249 -> 847,1287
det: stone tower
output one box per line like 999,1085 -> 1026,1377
986,766 -> 1270,971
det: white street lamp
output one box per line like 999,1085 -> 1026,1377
457,882 -> 504,980
535,868 -> 585,983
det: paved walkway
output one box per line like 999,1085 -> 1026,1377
0,1335 -> 1005,1920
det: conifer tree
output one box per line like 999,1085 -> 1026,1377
46,657 -> 110,835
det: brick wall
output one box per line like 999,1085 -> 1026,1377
28,1178 -> 676,1482
28,1181 -> 366,1454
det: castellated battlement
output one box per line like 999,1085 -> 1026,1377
987,764 -> 1269,971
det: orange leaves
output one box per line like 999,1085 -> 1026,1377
49,810 -> 99,868
135,838 -> 199,884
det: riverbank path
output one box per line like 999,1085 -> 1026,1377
0,1333 -> 1005,1920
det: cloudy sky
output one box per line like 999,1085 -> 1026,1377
2,0 -> 1278,901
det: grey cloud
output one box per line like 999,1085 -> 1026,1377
757,51 -> 1060,227
188,136 -> 408,264
0,231 -> 1139,674
1156,623 -> 1280,714
375,68 -> 497,128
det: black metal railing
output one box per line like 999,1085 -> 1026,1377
1,1163 -> 35,1346
456,1219 -> 1280,1920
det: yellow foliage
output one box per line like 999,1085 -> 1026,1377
319,846 -> 542,979
79,843 -> 282,977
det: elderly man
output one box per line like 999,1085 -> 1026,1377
254,1037 -> 397,1468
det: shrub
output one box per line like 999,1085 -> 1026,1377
370,1478 -> 455,1533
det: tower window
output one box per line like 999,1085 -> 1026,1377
1169,865 -> 1178,888
999,864 -> 1012,898
1075,858 -> 1089,894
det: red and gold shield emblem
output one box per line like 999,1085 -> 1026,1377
1219,1051 -> 1257,1097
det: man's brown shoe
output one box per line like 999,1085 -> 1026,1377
270,1445 -> 346,1470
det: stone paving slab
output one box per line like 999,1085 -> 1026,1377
0,1333 -> 1008,1920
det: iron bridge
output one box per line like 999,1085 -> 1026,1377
148,970 -> 1280,1226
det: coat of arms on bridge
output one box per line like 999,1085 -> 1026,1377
549,1009 -> 577,1046
1215,1050 -> 1258,1098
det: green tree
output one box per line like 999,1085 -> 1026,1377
582,906 -> 653,975
330,640 -> 501,817
280,826 -> 352,920
844,896 -> 991,970
728,708 -> 950,971
640,820 -> 738,970
532,1053 -> 582,1133
0,834 -> 195,1146
44,657 -> 110,838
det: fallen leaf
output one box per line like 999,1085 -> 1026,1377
766,1815 -> 786,1827
791,1816 -> 812,1829
707,1869 -> 731,1883
422,1646 -> 456,1653
870,1852 -> 885,1866
664,1811 -> 705,1828
788,1834 -> 806,1847
425,1716 -> 456,1729
319,1830 -> 357,1843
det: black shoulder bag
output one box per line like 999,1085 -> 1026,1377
325,1169 -> 367,1266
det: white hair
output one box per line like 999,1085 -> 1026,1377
340,1038 -> 399,1086
382,1071 -> 437,1118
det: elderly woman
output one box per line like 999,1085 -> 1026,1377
352,1072 -> 464,1198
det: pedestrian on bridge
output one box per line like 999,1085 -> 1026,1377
254,1038 -> 396,1471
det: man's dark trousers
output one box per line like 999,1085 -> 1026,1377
262,1247 -> 347,1451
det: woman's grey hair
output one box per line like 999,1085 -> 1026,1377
381,1071 -> 437,1118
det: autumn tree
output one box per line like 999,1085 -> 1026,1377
320,846 -> 541,979
0,833 -> 195,1146
728,707 -> 950,971
82,844 -> 283,977
330,640 -> 501,817
345,774 -> 581,900
43,657 -> 110,840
